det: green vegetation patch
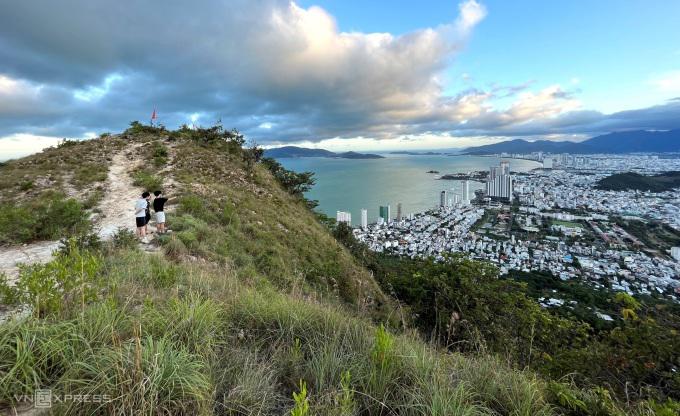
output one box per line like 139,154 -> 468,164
596,171 -> 680,192
132,168 -> 163,191
551,219 -> 583,228
616,217 -> 680,251
0,193 -> 90,244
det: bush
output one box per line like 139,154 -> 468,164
161,235 -> 188,259
73,163 -> 108,187
56,139 -> 79,149
132,169 -> 163,191
111,228 -> 138,249
57,232 -> 102,255
262,157 -> 316,197
0,239 -> 102,318
125,120 -> 165,136
0,204 -> 36,243
150,141 -> 169,167
0,194 -> 89,244
19,180 -> 33,191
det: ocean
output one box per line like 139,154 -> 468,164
279,154 -> 541,225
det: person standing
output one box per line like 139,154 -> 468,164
153,190 -> 169,234
135,192 -> 151,240
144,197 -> 152,236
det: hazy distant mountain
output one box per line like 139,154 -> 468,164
463,130 -> 680,154
265,146 -> 384,159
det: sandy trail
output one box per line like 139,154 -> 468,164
96,146 -> 145,239
0,241 -> 61,281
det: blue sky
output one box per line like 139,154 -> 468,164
1,0 -> 679,157
301,0 -> 680,113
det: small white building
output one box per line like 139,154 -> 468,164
336,211 -> 352,225
671,246 -> 680,262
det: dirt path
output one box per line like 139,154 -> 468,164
96,146 -> 145,238
0,241 -> 61,281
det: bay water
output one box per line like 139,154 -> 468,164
279,154 -> 541,225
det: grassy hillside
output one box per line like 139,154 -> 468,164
0,125 -> 673,414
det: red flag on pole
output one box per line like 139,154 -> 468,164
150,107 -> 157,126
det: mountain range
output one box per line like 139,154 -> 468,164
463,129 -> 680,155
264,145 -> 384,159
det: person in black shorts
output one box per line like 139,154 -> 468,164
135,192 -> 151,239
153,190 -> 169,233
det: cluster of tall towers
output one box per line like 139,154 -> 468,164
440,180 -> 471,208
340,178 -> 476,228
485,161 -> 513,200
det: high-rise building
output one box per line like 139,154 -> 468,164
672,247 -> 680,262
461,180 -> 470,204
360,209 -> 368,229
485,161 -> 514,200
379,205 -> 391,223
396,203 -> 402,221
440,190 -> 447,208
336,211 -> 351,225
543,158 -> 553,169
500,160 -> 510,175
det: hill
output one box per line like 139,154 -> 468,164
463,129 -> 680,154
0,123 -> 676,414
265,145 -> 383,159
596,171 -> 680,192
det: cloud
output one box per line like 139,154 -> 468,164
0,133 -> 65,161
0,0 -> 490,143
0,0 -> 679,155
649,70 -> 680,95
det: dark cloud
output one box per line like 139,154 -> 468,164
0,0 -> 679,153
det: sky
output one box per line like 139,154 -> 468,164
1,0 -> 679,158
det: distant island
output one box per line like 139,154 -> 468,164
426,170 -> 440,174
463,129 -> 680,155
390,151 -> 449,156
264,146 -> 384,159
596,171 -> 680,192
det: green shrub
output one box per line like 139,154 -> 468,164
73,163 -> 108,187
132,169 -> 163,191
0,194 -> 89,244
19,180 -> 33,191
125,120 -> 165,136
291,379 -> 310,416
148,256 -> 180,287
178,195 -> 206,216
58,232 -> 102,255
111,228 -> 138,249
0,239 -> 102,317
0,204 -> 36,243
57,139 -> 79,149
151,141 -> 169,167
338,370 -> 355,415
